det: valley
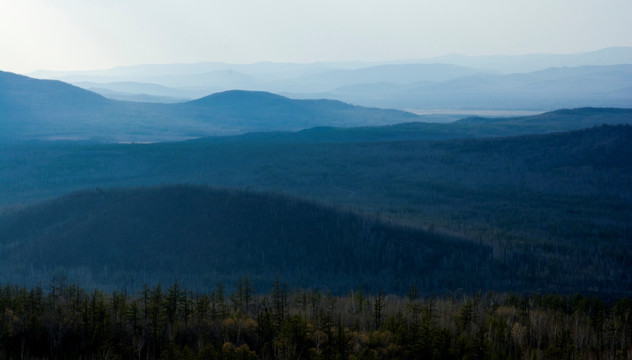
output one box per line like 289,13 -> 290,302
3,0 -> 632,356
1,122 -> 630,296
1,58 -> 631,359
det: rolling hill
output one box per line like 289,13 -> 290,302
172,90 -> 420,130
0,71 -> 422,142
2,69 -> 631,142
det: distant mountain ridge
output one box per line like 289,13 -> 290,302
297,64 -> 632,110
74,80 -> 197,103
424,46 -> 632,73
27,47 -> 632,110
30,47 -> 632,80
2,70 -> 631,143
57,64 -> 632,110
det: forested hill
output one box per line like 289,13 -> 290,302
0,185 -> 494,293
1,179 -> 631,295
1,125 -> 631,295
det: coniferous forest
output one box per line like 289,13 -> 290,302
1,279 -> 631,360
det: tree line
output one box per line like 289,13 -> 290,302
1,278 -> 631,359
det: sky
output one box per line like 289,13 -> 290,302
1,0 -> 632,74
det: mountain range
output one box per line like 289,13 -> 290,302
28,47 -> 632,110
31,47 -> 632,80
0,71 -> 420,142
297,64 -> 632,110
2,70 -> 631,142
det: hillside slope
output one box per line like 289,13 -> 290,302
0,71 -> 113,139
0,185 -> 493,293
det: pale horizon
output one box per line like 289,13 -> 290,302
2,0 -> 632,74
24,46 -> 632,75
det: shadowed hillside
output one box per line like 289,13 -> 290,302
0,185 -> 495,293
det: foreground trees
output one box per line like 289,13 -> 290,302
0,280 -> 631,359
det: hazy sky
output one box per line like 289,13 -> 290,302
1,0 -> 631,74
